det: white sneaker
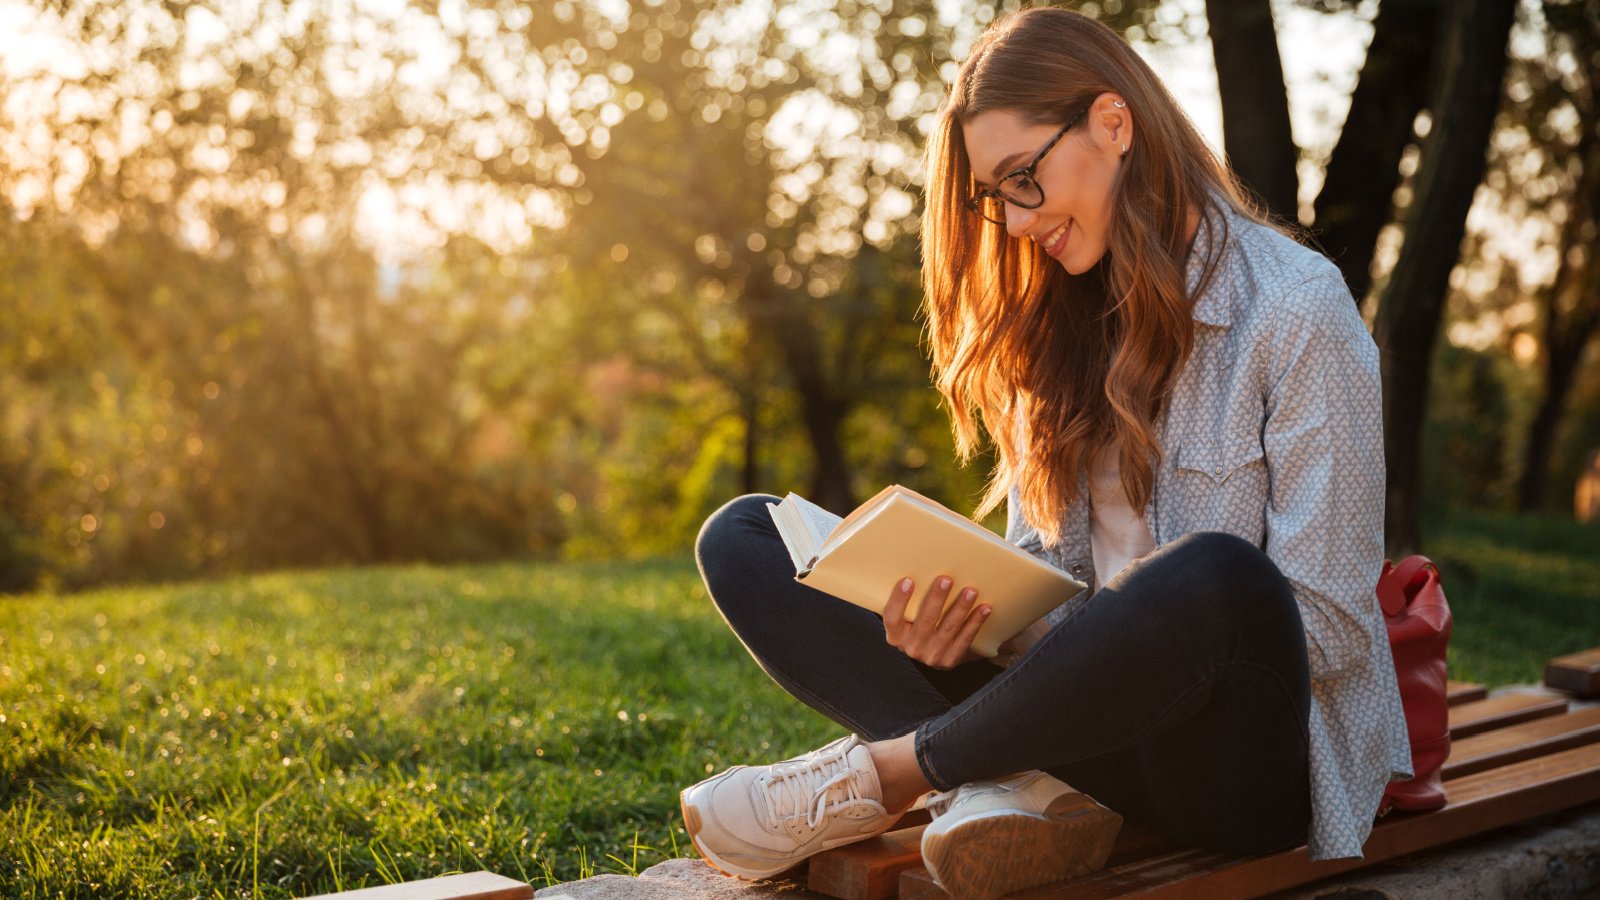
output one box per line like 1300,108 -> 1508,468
920,771 -> 1122,899
679,734 -> 901,880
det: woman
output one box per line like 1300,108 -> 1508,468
681,7 -> 1411,897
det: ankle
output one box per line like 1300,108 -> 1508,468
867,734 -> 933,813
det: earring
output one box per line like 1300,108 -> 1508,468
1113,100 -> 1127,109
1121,143 -> 1128,156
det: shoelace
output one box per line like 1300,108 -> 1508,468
925,774 -> 1034,819
925,787 -> 958,819
755,749 -> 870,830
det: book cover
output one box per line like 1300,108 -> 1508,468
768,486 -> 1087,657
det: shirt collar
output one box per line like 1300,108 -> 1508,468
1184,201 -> 1241,329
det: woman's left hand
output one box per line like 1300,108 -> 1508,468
882,575 -> 992,670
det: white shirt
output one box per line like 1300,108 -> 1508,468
1087,446 -> 1155,590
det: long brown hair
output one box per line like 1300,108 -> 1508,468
923,6 -> 1264,545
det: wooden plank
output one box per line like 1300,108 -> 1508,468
808,824 -> 928,900
300,871 -> 533,900
898,866 -> 948,900
804,808 -> 929,900
1445,706 -> 1600,780
1446,680 -> 1488,706
998,741 -> 1600,899
1448,692 -> 1568,739
1545,648 -> 1600,697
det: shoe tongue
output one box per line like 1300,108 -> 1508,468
834,744 -> 881,806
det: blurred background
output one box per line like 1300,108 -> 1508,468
1,0 -> 1596,594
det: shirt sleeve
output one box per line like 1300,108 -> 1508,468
1006,483 -> 1050,562
1262,272 -> 1388,681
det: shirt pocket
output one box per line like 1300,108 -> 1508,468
1176,435 -> 1265,485
1171,434 -> 1269,538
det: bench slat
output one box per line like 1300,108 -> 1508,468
300,871 -> 533,900
807,824 -> 928,900
1446,680 -> 1487,706
981,741 -> 1600,899
1448,692 -> 1568,739
1445,706 -> 1600,780
1545,648 -> 1600,697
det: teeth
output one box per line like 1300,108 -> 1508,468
1038,222 -> 1067,247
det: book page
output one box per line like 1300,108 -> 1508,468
768,493 -> 844,574
788,493 -> 843,547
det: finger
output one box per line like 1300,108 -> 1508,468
957,603 -> 992,654
912,576 -> 953,636
937,587 -> 978,635
882,577 -> 914,642
937,604 -> 991,669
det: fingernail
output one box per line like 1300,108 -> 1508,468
981,606 -> 992,617
938,576 -> 952,590
962,588 -> 975,601
900,577 -> 913,593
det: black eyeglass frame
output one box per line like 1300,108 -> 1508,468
966,106 -> 1090,225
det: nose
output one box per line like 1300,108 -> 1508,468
1004,201 -> 1039,239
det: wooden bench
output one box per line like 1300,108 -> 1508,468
803,662 -> 1600,900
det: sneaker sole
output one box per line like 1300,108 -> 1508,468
920,792 -> 1123,899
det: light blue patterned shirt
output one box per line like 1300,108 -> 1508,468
1008,202 -> 1413,861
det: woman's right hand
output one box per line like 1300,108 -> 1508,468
882,575 -> 991,670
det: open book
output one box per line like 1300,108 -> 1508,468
767,485 -> 1087,657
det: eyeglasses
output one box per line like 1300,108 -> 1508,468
966,106 -> 1089,225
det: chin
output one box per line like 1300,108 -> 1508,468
1053,250 -> 1104,276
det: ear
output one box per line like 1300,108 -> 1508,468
1089,92 -> 1133,161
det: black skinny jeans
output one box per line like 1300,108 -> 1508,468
694,494 -> 1313,855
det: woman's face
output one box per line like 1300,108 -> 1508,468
961,94 -> 1131,275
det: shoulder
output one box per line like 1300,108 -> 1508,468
1223,215 -> 1366,343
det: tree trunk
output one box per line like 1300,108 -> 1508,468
1312,0 -> 1443,308
1517,340 -> 1589,511
1517,222 -> 1600,512
740,389 -> 760,496
1204,0 -> 1300,220
1373,0 -> 1516,556
289,266 -> 392,562
740,279 -> 856,513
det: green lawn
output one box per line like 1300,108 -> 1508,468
1,512 -> 1596,898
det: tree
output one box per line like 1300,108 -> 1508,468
1513,0 -> 1600,511
1373,0 -> 1518,554
1204,0 -> 1300,219
1312,0 -> 1444,305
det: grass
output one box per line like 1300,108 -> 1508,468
1426,508 -> 1600,686
0,558 -> 838,897
1,511 -> 1595,897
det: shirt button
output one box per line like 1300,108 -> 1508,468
1214,467 -> 1224,476
1070,564 -> 1084,574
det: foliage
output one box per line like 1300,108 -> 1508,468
2,0 -> 1598,591
0,0 -> 1040,590
1422,341 -> 1523,510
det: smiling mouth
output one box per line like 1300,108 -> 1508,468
1038,221 -> 1071,257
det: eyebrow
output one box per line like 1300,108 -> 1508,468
989,150 -> 1032,181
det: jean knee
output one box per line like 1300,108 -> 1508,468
695,494 -> 781,578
